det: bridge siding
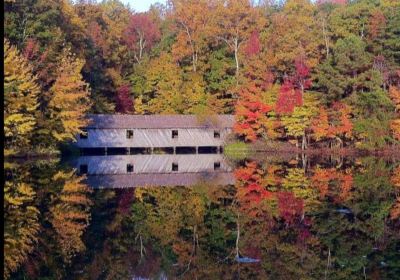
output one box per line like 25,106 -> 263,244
75,128 -> 232,148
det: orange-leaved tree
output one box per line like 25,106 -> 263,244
311,102 -> 353,147
389,85 -> 400,141
170,0 -> 212,72
234,83 -> 275,142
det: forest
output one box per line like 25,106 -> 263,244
4,0 -> 400,156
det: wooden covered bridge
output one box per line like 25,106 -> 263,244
75,114 -> 235,155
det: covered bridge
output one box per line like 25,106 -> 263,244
75,114 -> 235,154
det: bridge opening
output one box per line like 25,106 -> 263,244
198,146 -> 219,154
176,146 -> 197,154
130,147 -> 152,155
153,147 -> 174,154
107,147 -> 128,155
80,148 -> 106,156
79,164 -> 88,174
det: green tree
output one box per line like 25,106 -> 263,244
315,35 -> 377,102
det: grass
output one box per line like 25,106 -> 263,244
224,141 -> 252,161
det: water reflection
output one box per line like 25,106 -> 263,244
4,155 -> 400,279
72,154 -> 235,188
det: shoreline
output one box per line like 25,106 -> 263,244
5,145 -> 400,160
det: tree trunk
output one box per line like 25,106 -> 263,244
302,134 -> 307,150
234,38 -> 239,84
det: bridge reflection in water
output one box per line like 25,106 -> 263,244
72,154 -> 235,188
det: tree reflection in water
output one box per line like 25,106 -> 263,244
4,155 -> 400,280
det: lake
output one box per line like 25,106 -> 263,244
4,153 -> 400,279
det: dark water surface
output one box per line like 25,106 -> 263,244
4,153 -> 400,280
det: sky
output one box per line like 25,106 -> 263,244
121,0 -> 167,12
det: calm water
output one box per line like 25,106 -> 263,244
4,153 -> 400,280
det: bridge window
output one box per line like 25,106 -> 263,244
214,130 -> 220,138
172,130 -> 178,139
80,164 -> 88,174
126,130 -> 134,139
80,129 -> 88,139
127,164 -> 134,173
172,162 -> 179,171
214,162 -> 221,170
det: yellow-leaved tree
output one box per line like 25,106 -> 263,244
145,52 -> 184,113
50,171 -> 92,263
4,39 -> 39,155
48,47 -> 91,142
4,181 -> 40,279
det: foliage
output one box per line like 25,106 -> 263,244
4,39 -> 39,155
50,171 -> 92,263
234,83 -> 275,141
115,84 -> 133,113
4,182 -> 39,279
123,12 -> 160,63
4,0 -> 400,153
48,48 -> 91,142
280,92 -> 320,148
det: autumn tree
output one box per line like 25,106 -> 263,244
265,0 -> 322,75
389,85 -> 400,140
50,171 -> 92,263
4,181 -> 39,279
171,0 -> 212,72
115,84 -> 133,113
390,166 -> 400,220
144,52 -> 185,113
311,102 -> 353,147
213,0 -> 264,82
275,81 -> 302,115
47,47 -> 91,142
4,40 -> 39,155
234,83 -> 275,142
280,92 -> 320,149
123,12 -> 160,63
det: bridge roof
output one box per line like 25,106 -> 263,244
86,114 -> 235,129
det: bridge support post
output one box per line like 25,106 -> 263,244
196,146 -> 198,154
126,147 -> 130,155
173,147 -> 176,154
105,147 -> 107,155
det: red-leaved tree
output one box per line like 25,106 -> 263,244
115,84 -> 133,113
275,56 -> 311,115
275,80 -> 302,114
234,83 -> 274,141
292,56 -> 312,94
123,13 -> 160,63
244,30 -> 261,57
